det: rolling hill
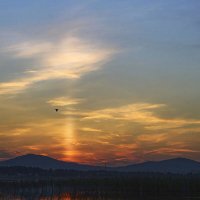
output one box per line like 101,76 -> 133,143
117,157 -> 200,173
0,154 -> 200,173
0,154 -> 102,171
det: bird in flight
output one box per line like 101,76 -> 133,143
55,108 -> 59,112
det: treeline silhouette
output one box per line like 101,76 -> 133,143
0,166 -> 200,199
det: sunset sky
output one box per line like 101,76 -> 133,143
0,0 -> 200,166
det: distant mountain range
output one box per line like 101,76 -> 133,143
0,154 -> 102,171
0,154 -> 200,173
116,157 -> 200,173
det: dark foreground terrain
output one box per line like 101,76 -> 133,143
1,167 -> 200,199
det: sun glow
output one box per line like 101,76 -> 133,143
63,117 -> 77,161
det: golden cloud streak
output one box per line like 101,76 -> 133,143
80,127 -> 102,132
137,133 -> 167,143
0,37 -> 115,95
47,97 -> 83,107
80,103 -> 200,130
146,148 -> 199,156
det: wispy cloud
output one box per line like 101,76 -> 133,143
6,41 -> 52,58
80,127 -> 102,132
47,97 -> 83,107
137,133 -> 167,143
146,148 -> 199,156
80,103 -> 200,130
82,103 -> 164,120
0,36 -> 115,95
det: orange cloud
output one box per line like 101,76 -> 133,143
137,133 -> 167,143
